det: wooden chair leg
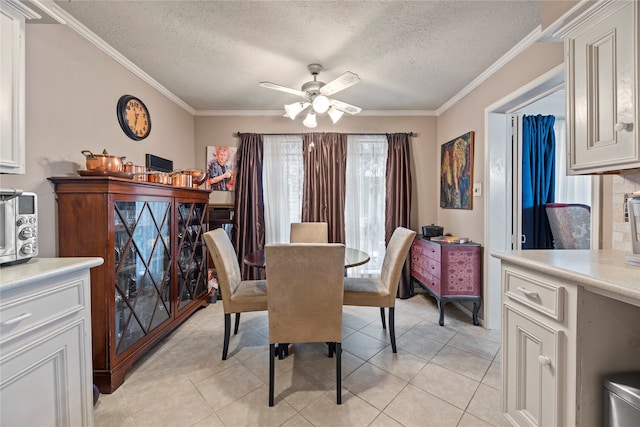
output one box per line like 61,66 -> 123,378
380,307 -> 386,329
222,313 -> 231,360
389,307 -> 397,353
234,313 -> 241,335
269,343 -> 275,406
336,342 -> 342,404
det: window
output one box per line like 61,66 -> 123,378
263,135 -> 303,244
345,135 -> 388,277
262,134 -> 388,277
554,118 -> 591,205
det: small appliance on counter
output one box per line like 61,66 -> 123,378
626,192 -> 640,266
0,188 -> 38,266
422,224 -> 444,239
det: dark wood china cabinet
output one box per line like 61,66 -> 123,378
48,176 -> 210,393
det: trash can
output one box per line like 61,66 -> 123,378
603,373 -> 640,427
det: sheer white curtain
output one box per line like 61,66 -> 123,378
263,135 -> 303,244
554,119 -> 591,205
345,135 -> 388,277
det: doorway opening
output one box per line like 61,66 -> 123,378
483,64 -> 600,329
511,89 -> 592,250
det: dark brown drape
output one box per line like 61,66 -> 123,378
233,133 -> 265,280
385,133 -> 413,298
301,133 -> 347,244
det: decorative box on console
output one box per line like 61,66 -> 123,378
410,236 -> 482,326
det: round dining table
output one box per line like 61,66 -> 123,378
244,246 -> 370,269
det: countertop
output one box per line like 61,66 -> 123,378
0,257 -> 104,293
491,249 -> 640,306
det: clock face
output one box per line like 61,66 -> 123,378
117,95 -> 151,140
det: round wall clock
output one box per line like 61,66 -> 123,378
116,95 -> 151,140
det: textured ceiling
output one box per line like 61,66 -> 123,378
47,1 -> 540,113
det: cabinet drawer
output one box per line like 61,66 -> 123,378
0,279 -> 86,344
423,273 -> 441,295
504,267 -> 564,321
425,258 -> 441,279
412,238 -> 441,262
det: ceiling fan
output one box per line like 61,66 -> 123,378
259,63 -> 362,128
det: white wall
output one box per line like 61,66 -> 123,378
0,24 -> 196,258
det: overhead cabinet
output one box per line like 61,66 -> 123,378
558,0 -> 639,174
0,1 -> 39,174
49,176 -> 211,393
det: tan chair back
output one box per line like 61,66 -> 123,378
290,222 -> 329,243
265,243 -> 344,344
380,227 -> 417,297
203,229 -> 242,311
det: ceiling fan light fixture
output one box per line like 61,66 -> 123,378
303,111 -> 317,128
312,95 -> 330,113
284,101 -> 309,120
327,106 -> 344,124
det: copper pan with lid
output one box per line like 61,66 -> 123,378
81,149 -> 125,172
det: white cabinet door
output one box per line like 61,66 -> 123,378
564,1 -> 638,174
503,303 -> 562,427
1,322 -> 90,427
0,1 -> 38,174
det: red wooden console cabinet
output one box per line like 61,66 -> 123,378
410,236 -> 482,326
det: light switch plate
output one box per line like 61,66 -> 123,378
473,183 -> 482,197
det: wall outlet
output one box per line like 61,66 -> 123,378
473,183 -> 482,197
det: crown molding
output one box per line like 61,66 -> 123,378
3,0 -> 40,19
195,109 -> 436,117
436,25 -> 543,116
39,2 -> 195,115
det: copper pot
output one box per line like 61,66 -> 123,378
171,172 -> 193,187
81,149 -> 125,172
147,171 -> 172,185
178,169 -> 208,187
124,162 -> 146,175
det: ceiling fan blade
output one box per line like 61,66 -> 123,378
330,98 -> 362,115
320,71 -> 360,96
259,81 -> 306,97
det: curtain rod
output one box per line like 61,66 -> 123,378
234,132 -> 416,137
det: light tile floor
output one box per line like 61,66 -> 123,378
94,292 -> 509,427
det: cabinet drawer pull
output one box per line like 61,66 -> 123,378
517,286 -> 539,299
538,355 -> 551,366
1,312 -> 33,326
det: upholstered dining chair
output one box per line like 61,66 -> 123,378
203,228 -> 268,360
343,227 -> 416,353
265,243 -> 345,406
545,203 -> 591,249
289,222 -> 329,243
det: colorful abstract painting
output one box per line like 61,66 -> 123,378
440,131 -> 474,209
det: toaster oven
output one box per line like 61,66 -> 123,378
0,188 -> 38,266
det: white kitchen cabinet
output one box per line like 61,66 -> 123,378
0,0 -> 39,174
497,250 -> 640,427
558,0 -> 639,174
502,265 -> 574,427
0,257 -> 102,427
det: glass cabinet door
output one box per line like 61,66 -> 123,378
177,202 -> 208,311
114,200 -> 171,354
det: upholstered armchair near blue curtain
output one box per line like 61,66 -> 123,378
521,115 -> 555,249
